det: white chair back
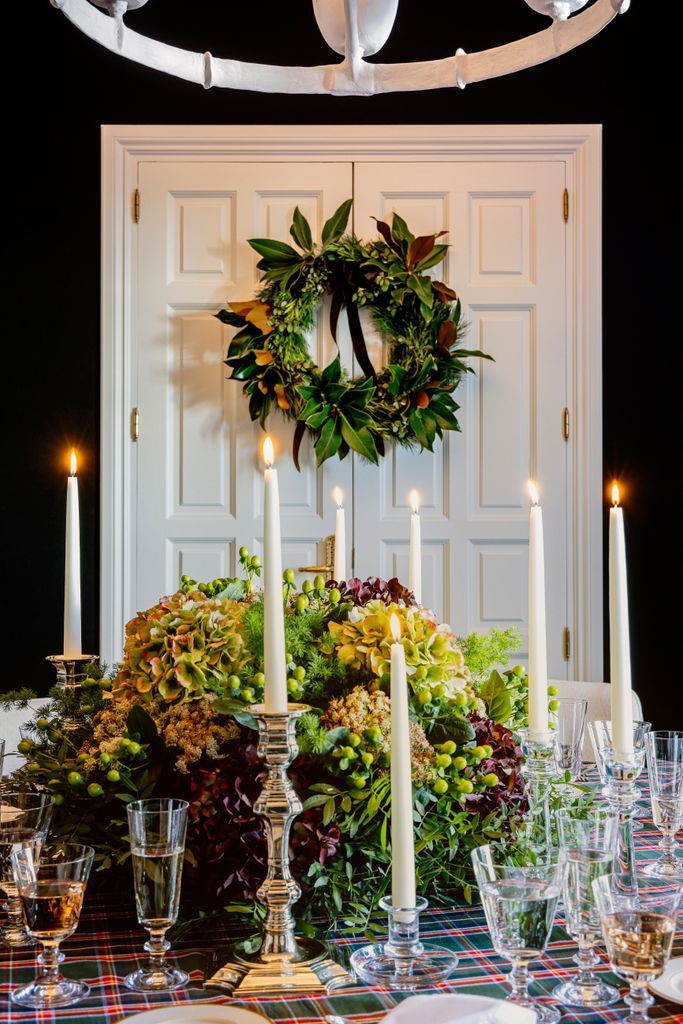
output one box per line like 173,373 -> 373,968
549,680 -> 644,762
1,700 -> 44,776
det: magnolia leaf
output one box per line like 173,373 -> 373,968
315,417 -> 343,464
432,280 -> 458,303
321,357 -> 342,385
416,244 -> 449,273
248,237 -> 300,262
321,198 -> 353,246
438,320 -> 457,350
290,206 -> 313,252
215,308 -> 247,327
229,300 -> 274,335
407,274 -> 433,308
339,415 -> 378,464
408,234 -> 436,267
372,217 -> 403,257
391,212 -> 414,246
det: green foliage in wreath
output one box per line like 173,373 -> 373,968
216,200 -> 491,468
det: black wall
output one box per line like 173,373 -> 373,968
7,2 -> 682,726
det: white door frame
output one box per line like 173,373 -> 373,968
101,123 -> 602,679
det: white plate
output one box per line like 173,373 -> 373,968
649,955 -> 683,1006
120,1007 -> 271,1024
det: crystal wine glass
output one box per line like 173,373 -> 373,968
125,797 -> 189,992
593,873 -> 682,1024
472,845 -> 566,1024
0,790 -> 54,946
553,806 -> 619,1007
9,842 -> 94,1008
552,697 -> 588,782
644,730 -> 683,879
589,719 -> 651,827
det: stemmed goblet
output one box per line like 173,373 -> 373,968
9,842 -> 94,1008
0,791 -> 54,946
644,730 -> 683,878
553,806 -> 619,1008
593,873 -> 682,1024
588,720 -> 651,827
125,797 -> 189,992
472,845 -> 566,1024
552,697 -> 588,783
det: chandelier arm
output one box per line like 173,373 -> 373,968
373,0 -> 623,92
51,0 -> 627,96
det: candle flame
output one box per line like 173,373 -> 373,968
612,482 -> 620,507
262,436 -> 274,468
69,450 -> 77,477
333,486 -> 343,508
410,489 -> 420,515
389,613 -> 401,643
527,479 -> 539,506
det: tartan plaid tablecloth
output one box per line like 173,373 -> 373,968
1,788 -> 681,1023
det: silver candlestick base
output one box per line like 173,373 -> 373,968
603,745 -> 645,895
519,729 -> 557,858
350,896 -> 459,990
205,703 -> 353,996
46,654 -> 99,692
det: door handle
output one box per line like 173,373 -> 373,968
297,535 -> 335,580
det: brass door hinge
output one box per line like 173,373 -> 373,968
133,188 -> 140,223
298,535 -> 335,580
563,187 -> 569,223
563,406 -> 570,441
130,407 -> 140,442
562,626 -> 571,662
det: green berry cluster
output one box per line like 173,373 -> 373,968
288,573 -> 341,613
18,724 -> 148,806
330,725 -> 386,790
430,740 -> 497,799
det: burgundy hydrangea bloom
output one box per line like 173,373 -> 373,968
463,716 -> 527,817
183,741 -> 342,901
334,576 -> 416,607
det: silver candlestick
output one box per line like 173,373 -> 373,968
206,703 -> 353,996
46,654 -> 99,693
603,746 -> 645,895
519,729 -> 557,858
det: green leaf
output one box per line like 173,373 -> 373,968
126,706 -> 159,748
321,199 -> 353,246
391,212 -> 414,246
290,207 -> 313,252
407,273 -> 434,309
248,238 -> 300,262
339,416 -> 378,464
315,418 -> 343,464
302,794 -> 332,810
215,308 -> 247,327
323,797 -> 336,825
415,244 -> 449,272
321,357 -> 342,385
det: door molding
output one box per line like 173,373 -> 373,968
101,123 -> 602,680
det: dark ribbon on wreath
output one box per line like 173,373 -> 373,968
292,271 -> 379,472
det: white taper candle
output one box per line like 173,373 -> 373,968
262,437 -> 288,714
408,490 -> 422,604
333,487 -> 346,583
390,613 -> 416,910
64,449 -> 82,658
527,480 -> 549,737
609,484 -> 634,757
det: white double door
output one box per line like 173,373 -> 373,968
134,156 -> 568,675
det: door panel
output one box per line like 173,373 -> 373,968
135,163 -> 353,612
352,162 -> 568,677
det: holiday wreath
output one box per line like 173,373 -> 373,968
217,201 -> 490,468
2,553 -> 557,939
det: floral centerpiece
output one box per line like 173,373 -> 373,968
5,551 -> 540,936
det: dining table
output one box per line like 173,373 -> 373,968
0,778 -> 681,1024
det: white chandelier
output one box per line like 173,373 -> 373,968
50,0 -> 631,96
